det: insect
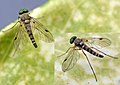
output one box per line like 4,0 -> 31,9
7,9 -> 54,54
59,36 -> 118,82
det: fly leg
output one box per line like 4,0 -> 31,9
82,50 -> 98,82
2,21 -> 19,32
57,46 -> 76,58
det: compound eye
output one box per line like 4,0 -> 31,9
19,9 -> 29,15
70,36 -> 77,44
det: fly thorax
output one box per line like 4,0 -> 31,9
25,20 -> 30,24
19,13 -> 31,21
74,39 -> 84,46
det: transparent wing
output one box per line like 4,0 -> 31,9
13,22 -> 29,55
82,37 -> 111,48
62,48 -> 80,72
30,17 -> 54,43
82,38 -> 118,59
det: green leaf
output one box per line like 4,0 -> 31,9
0,0 -> 120,85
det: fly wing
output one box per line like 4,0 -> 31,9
30,17 -> 54,43
62,48 -> 80,72
13,22 -> 29,55
82,37 -> 111,48
82,38 -> 118,59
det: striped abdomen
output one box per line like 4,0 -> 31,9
25,24 -> 37,48
80,42 -> 104,58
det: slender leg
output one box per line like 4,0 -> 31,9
34,16 -> 45,20
57,46 -> 75,58
91,47 -> 118,59
2,21 -> 19,32
82,50 -> 98,82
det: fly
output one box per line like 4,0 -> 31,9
58,36 -> 118,82
6,9 -> 54,55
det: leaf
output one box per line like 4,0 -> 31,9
0,0 -> 120,85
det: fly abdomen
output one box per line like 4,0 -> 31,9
25,24 -> 37,48
82,44 -> 104,58
28,32 -> 37,48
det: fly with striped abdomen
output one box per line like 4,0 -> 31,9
6,9 -> 54,55
58,36 -> 118,82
